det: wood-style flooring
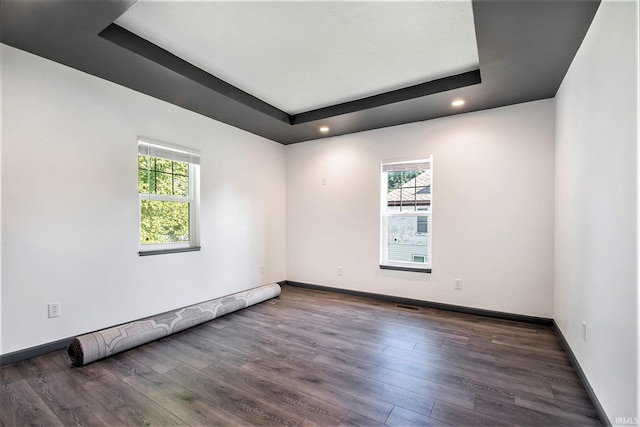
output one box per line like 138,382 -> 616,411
1,285 -> 602,426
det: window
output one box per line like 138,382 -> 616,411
412,254 -> 426,263
417,215 -> 428,234
380,157 -> 432,272
138,139 -> 200,255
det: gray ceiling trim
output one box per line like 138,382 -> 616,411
0,0 -> 601,145
100,23 -> 482,126
99,23 -> 292,125
291,69 -> 481,125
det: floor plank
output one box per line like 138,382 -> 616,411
152,334 -> 221,370
165,363 -> 305,426
205,359 -> 349,426
386,405 -> 454,427
0,379 -> 64,426
338,410 -> 386,427
0,363 -> 24,386
474,394 -> 579,427
47,349 -> 111,386
430,400 -> 514,427
122,369 -> 249,426
15,355 -> 125,426
124,341 -> 185,374
82,370 -> 186,426
514,389 -> 601,425
242,356 -> 395,423
313,351 -> 514,405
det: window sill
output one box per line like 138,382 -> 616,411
380,264 -> 431,274
139,246 -> 201,256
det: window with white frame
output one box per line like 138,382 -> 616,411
380,157 -> 432,272
138,139 -> 200,255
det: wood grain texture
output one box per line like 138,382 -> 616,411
386,405 -> 453,427
15,356 -> 125,426
122,369 -> 248,426
205,360 -> 349,426
0,285 -> 602,426
0,364 -> 24,386
82,370 -> 186,426
0,379 -> 64,426
164,363 -> 305,426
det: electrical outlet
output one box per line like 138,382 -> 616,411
582,321 -> 587,341
455,278 -> 462,290
48,303 -> 60,318
337,266 -> 343,276
259,265 -> 265,274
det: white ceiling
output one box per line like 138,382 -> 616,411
115,0 -> 479,114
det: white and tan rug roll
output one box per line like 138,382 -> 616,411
68,283 -> 281,366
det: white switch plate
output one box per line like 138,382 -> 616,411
455,279 -> 462,290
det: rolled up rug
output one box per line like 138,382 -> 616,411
68,283 -> 281,366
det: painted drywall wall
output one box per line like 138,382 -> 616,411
0,44 -> 286,355
286,99 -> 555,318
554,0 -> 639,423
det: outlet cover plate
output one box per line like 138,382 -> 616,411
48,303 -> 60,318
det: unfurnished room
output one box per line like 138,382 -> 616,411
0,0 -> 638,426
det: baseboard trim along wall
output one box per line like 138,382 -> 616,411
285,280 -> 553,325
551,321 -> 611,427
0,338 -> 72,367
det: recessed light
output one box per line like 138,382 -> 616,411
451,99 -> 465,107
319,126 -> 330,133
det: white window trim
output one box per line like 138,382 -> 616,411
380,155 -> 432,272
138,138 -> 201,254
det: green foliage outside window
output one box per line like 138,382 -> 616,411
140,200 -> 190,244
138,155 -> 191,244
387,171 -> 421,191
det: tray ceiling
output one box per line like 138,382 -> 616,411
0,0 -> 600,144
115,0 -> 480,114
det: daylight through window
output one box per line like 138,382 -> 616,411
138,140 -> 200,254
380,157 -> 432,272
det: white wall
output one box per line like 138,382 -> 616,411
286,99 -> 555,318
0,44 -> 287,355
554,0 -> 639,424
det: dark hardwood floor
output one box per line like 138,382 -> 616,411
1,285 -> 602,426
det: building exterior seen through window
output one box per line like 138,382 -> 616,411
381,157 -> 432,271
